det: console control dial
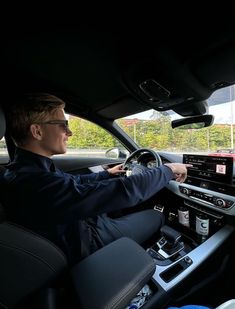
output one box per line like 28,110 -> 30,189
179,185 -> 234,209
215,198 -> 226,207
181,187 -> 190,195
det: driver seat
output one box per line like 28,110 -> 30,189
0,105 -> 156,309
0,105 -> 68,308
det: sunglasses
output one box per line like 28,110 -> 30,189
38,120 -> 70,132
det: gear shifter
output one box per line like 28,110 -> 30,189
160,225 -> 182,246
157,225 -> 184,259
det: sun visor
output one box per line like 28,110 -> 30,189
97,96 -> 151,120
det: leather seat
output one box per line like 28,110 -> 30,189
0,220 -> 67,308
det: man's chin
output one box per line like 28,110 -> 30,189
54,148 -> 67,155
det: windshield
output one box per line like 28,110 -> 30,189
116,85 -> 235,155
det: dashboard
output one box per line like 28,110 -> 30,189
133,152 -> 235,293
166,154 -> 235,216
129,152 -> 235,293
125,150 -> 235,215
183,154 -> 234,189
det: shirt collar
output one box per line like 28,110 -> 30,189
12,147 -> 56,172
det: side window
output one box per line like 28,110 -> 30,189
59,114 -> 128,158
0,137 -> 9,164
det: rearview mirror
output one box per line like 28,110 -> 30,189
171,114 -> 214,129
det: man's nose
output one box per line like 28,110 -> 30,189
66,128 -> 73,136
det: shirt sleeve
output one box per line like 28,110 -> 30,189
78,170 -> 110,183
36,165 -> 174,223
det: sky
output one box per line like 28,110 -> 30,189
210,101 -> 235,124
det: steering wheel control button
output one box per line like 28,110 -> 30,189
126,170 -> 132,177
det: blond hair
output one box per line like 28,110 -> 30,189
6,93 -> 66,146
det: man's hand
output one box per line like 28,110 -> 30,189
164,163 -> 193,183
107,164 -> 126,175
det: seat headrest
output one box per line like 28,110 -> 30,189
0,106 -> 6,140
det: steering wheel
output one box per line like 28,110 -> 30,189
123,148 -> 162,175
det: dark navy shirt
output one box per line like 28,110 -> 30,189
1,148 -> 173,264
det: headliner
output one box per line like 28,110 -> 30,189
2,20 -> 235,120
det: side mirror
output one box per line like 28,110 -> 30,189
171,114 -> 214,129
105,147 -> 128,159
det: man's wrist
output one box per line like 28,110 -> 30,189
164,163 -> 175,173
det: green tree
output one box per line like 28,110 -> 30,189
68,118 -> 117,149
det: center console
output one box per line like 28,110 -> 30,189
147,208 -> 234,294
151,224 -> 234,291
147,154 -> 235,295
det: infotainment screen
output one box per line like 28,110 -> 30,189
183,154 -> 234,185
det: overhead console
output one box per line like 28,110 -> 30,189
123,46 -> 211,113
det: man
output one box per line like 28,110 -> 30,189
1,93 -> 191,265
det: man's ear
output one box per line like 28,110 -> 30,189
30,124 -> 43,140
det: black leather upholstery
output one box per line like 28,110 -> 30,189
0,105 -> 6,140
0,222 -> 67,308
72,237 -> 156,309
0,167 -> 6,223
